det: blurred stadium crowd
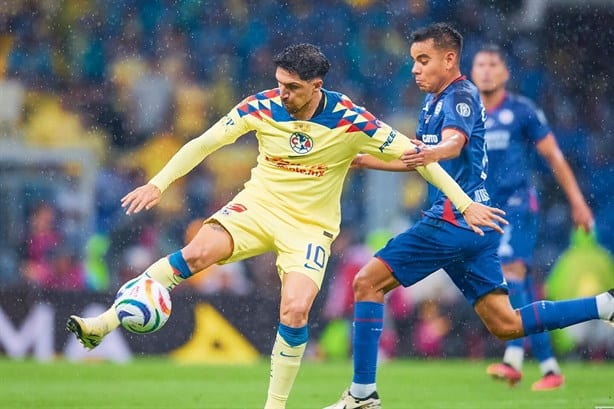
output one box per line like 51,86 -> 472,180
0,1 -> 613,358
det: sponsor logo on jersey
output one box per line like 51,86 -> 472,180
455,102 -> 471,117
265,156 -> 327,177
422,134 -> 439,144
378,129 -> 397,152
289,132 -> 313,154
434,101 -> 443,116
473,188 -> 490,203
221,203 -> 247,215
223,115 -> 235,127
485,130 -> 510,150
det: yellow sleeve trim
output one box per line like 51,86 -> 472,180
415,162 -> 472,213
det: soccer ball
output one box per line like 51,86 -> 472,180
114,276 -> 172,334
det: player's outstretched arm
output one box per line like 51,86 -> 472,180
121,183 -> 162,215
351,153 -> 411,171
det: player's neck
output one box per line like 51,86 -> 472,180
292,90 -> 324,121
480,88 -> 506,110
434,71 -> 462,98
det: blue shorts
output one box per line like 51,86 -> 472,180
497,207 -> 539,266
375,217 -> 507,305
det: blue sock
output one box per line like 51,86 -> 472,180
278,322 -> 308,346
519,298 -> 599,334
168,251 -> 193,279
521,277 -> 555,362
530,331 -> 555,362
506,279 -> 528,349
352,301 -> 384,385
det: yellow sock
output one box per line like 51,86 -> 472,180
264,334 -> 306,409
83,306 -> 120,336
142,257 -> 185,290
99,306 -> 120,332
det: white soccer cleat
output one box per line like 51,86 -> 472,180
323,389 -> 381,409
66,315 -> 107,350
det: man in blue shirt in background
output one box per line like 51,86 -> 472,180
471,44 -> 594,390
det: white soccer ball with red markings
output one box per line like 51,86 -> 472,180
114,277 -> 172,334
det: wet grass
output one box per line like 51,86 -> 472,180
0,357 -> 612,408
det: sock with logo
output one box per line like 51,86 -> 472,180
519,297 -> 598,334
264,323 -> 308,409
350,301 -> 384,399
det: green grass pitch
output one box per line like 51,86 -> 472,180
1,357 -> 612,408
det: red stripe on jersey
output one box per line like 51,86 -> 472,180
263,88 -> 280,99
362,110 -> 376,121
442,198 -> 460,226
339,98 -> 354,109
363,121 -> 378,131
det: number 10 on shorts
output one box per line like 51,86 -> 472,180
304,243 -> 326,271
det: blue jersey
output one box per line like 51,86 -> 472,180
483,93 -> 550,211
416,76 -> 489,230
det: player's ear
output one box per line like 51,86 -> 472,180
311,78 -> 323,92
445,50 -> 457,70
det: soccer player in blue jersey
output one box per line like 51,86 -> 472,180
66,43 -> 506,409
324,23 -> 613,409
472,44 -> 594,391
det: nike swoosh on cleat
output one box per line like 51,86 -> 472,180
280,351 -> 301,358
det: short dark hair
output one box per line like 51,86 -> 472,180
475,43 -> 509,65
273,43 -> 330,81
409,22 -> 463,55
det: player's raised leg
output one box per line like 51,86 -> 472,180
475,289 -> 614,341
67,221 -> 233,349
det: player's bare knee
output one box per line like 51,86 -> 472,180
352,273 -> 378,301
280,298 -> 310,326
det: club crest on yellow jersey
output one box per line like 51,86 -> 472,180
289,132 -> 313,154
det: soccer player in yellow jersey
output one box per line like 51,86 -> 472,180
67,43 -> 506,409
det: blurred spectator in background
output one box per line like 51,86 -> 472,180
21,202 -> 84,290
21,202 -> 58,285
412,299 -> 451,358
0,34 -> 24,138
